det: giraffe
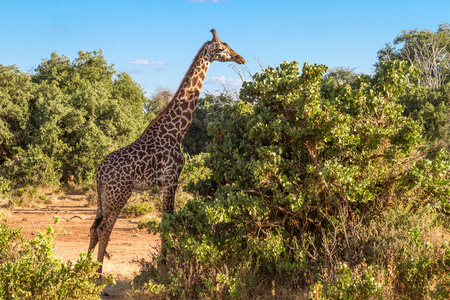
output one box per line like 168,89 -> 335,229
88,29 -> 245,274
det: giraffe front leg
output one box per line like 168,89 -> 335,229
160,181 -> 179,241
159,172 -> 181,269
162,182 -> 178,215
161,150 -> 184,216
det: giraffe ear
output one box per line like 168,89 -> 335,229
210,29 -> 221,42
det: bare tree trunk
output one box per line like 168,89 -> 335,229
400,34 -> 449,88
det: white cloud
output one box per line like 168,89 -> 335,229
207,76 -> 243,89
125,59 -> 166,66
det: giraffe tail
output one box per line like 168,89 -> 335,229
96,178 -> 106,219
94,178 -> 105,226
88,179 -> 104,253
93,215 -> 103,227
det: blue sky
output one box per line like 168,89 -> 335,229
1,0 -> 449,95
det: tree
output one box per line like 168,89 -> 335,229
0,65 -> 35,160
399,83 -> 450,154
378,25 -> 450,155
323,66 -> 359,85
143,87 -> 173,122
0,51 -> 149,186
377,23 -> 450,88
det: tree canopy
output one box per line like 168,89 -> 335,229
0,50 -> 148,186
377,23 -> 450,87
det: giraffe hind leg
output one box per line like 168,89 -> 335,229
96,210 -> 122,274
89,179 -> 105,255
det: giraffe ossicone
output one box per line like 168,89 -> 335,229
88,29 -> 245,274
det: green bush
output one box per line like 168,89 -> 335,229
0,176 -> 12,201
134,60 -> 450,298
180,152 -> 210,196
308,263 -> 382,300
398,83 -> 450,155
122,200 -> 155,218
0,146 -> 60,188
395,228 -> 450,299
0,216 -> 113,299
5,198 -> 23,208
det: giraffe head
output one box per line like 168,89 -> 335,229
207,29 -> 246,64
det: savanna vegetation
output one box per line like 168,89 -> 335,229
1,24 -> 450,299
0,216 -> 114,299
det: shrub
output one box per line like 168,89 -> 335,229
5,198 -> 23,208
308,263 -> 382,300
0,146 -> 61,188
0,216 -> 114,299
0,176 -> 12,203
398,83 -> 450,155
134,60 -> 450,298
395,228 -> 450,299
122,200 -> 155,218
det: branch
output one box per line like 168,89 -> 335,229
0,145 -> 13,159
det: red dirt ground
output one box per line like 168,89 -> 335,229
2,194 -> 160,299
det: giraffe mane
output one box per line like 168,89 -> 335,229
146,40 -> 211,129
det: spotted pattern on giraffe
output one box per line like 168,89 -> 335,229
88,29 -> 245,274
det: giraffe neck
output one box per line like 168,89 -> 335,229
142,42 -> 212,142
173,43 -> 211,106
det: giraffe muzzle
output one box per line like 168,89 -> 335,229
234,55 -> 246,64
